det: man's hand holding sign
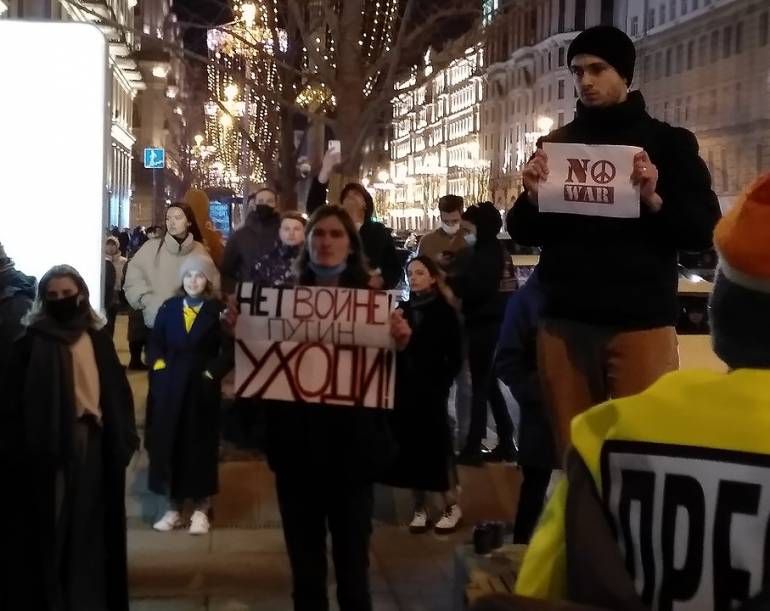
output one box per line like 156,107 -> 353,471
522,145 -> 662,217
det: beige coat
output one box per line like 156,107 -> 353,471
124,234 -> 220,327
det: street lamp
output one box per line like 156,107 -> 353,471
194,134 -> 204,146
225,83 -> 239,101
377,169 -> 390,183
536,115 -> 554,134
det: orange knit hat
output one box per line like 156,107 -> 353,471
713,172 -> 770,293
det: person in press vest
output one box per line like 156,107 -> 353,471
507,25 -> 721,454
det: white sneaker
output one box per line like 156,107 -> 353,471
409,509 -> 429,534
153,510 -> 182,532
189,510 -> 210,535
434,504 -> 462,534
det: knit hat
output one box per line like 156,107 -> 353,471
710,172 -> 770,369
179,255 -> 217,284
567,26 -> 636,86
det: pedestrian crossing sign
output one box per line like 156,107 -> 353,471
144,148 -> 165,169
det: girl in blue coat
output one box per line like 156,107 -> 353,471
147,256 -> 232,535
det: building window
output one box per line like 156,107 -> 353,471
643,55 -> 652,79
647,8 -> 656,29
675,98 -> 682,123
710,30 -> 719,63
558,79 -> 565,99
631,16 -> 639,36
654,51 -> 662,79
709,89 -> 717,115
681,0 -> 687,13
693,0 -> 699,7
670,0 -> 676,20
663,101 -> 669,122
686,40 -> 694,69
685,96 -> 691,121
735,21 -> 743,54
659,4 -> 666,24
698,35 -> 707,66
548,84 -> 552,102
558,111 -> 565,127
723,26 -> 732,59
575,0 -> 586,30
675,43 -> 683,72
761,12 -> 769,47
665,47 -> 672,76
558,46 -> 565,66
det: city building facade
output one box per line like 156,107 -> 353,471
627,0 -> 770,211
132,0 -> 193,227
2,0 -> 145,228
389,43 -> 487,232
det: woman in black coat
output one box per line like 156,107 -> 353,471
383,256 -> 464,535
147,256 -> 232,535
1,265 -> 138,611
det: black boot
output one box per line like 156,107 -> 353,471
127,341 -> 148,371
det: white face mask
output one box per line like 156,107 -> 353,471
442,223 -> 460,236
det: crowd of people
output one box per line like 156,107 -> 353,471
2,24 -> 769,611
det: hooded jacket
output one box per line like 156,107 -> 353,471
123,234 -> 219,328
507,91 -> 721,329
221,208 -> 281,292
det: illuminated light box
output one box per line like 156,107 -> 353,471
0,21 -> 108,310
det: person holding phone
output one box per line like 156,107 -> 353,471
306,146 -> 403,290
417,195 -> 474,271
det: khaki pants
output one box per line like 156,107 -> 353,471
538,319 -> 679,455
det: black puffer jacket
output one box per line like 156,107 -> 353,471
0,267 -> 35,378
221,208 -> 281,292
507,91 -> 721,329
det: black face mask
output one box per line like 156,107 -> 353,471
254,205 -> 276,221
46,294 -> 84,323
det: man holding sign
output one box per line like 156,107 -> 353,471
507,26 -> 721,453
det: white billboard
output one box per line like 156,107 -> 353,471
0,20 -> 109,309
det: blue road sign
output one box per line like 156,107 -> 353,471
144,148 -> 165,169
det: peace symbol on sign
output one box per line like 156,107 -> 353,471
591,160 -> 616,184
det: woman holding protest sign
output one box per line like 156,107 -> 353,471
381,256 -> 464,534
147,256 -> 232,536
225,205 -> 411,611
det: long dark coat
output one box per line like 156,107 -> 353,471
0,327 -> 138,611
381,293 -> 463,492
146,297 -> 232,499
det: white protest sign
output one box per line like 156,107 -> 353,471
234,284 -> 398,409
539,143 -> 642,218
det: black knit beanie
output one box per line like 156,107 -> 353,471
567,26 -> 636,86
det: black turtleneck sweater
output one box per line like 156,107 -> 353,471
508,91 -> 721,329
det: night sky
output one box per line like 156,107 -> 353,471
173,0 -> 233,54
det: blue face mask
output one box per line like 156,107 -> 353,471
308,260 -> 347,278
464,233 -> 477,247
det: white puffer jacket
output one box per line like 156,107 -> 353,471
124,233 -> 220,327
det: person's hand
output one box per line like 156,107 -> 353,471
368,273 -> 385,290
318,150 -> 342,184
223,294 -> 239,334
390,309 -> 412,351
522,149 -> 549,206
631,150 -> 662,212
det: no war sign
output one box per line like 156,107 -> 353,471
540,143 -> 642,218
234,284 -> 398,409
